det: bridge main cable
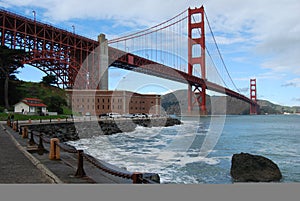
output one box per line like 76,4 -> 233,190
108,9 -> 188,43
204,10 -> 241,94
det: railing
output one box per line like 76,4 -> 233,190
7,119 -> 159,184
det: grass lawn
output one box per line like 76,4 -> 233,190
0,113 -> 69,121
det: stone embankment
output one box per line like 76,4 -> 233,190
25,117 -> 182,141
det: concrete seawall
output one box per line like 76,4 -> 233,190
23,117 -> 182,141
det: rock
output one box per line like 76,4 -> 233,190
230,152 -> 282,182
142,173 -> 160,183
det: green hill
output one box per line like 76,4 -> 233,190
258,100 -> 300,114
161,89 -> 300,115
0,80 -> 69,114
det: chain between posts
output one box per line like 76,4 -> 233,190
11,125 -> 157,184
82,153 -> 133,180
55,142 -> 77,154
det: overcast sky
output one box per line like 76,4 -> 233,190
1,0 -> 300,106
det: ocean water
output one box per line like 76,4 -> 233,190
68,115 -> 300,184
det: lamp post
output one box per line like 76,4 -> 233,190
32,10 -> 36,53
32,10 -> 36,22
72,25 -> 75,34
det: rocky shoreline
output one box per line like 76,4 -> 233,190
25,117 -> 182,142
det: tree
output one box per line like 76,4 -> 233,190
44,95 -> 67,114
41,74 -> 57,86
0,46 -> 26,109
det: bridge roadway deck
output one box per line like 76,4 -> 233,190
110,48 -> 257,106
0,123 -> 124,184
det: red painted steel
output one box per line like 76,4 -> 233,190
0,8 -> 259,112
109,47 -> 256,106
0,9 -> 99,89
188,6 -> 206,115
250,79 -> 258,114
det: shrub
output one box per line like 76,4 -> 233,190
0,106 -> 4,113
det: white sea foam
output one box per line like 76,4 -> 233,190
68,116 -> 232,183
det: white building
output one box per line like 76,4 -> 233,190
14,98 -> 47,115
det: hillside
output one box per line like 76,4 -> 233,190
161,89 -> 300,115
258,100 -> 300,114
0,80 -> 69,114
2,81 -> 299,116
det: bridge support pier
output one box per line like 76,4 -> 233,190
98,34 -> 109,90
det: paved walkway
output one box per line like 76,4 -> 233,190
0,124 -> 50,183
0,123 -> 126,184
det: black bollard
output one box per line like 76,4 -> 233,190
16,120 -> 19,132
37,133 -> 46,155
75,150 -> 86,177
28,131 -> 36,146
19,127 -> 22,135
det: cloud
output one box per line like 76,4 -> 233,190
238,87 -> 249,93
213,36 -> 247,45
281,82 -> 297,87
1,0 -> 198,27
234,71 -> 284,82
282,78 -> 300,88
203,0 -> 300,76
293,98 -> 300,102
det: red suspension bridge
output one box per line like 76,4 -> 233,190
0,5 -> 259,114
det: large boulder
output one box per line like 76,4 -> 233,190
230,152 -> 282,182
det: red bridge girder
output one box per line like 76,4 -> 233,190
108,47 -> 257,106
0,9 -> 100,89
0,8 -> 258,111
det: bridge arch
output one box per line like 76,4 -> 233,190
23,55 -> 88,89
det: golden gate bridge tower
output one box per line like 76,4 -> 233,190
187,6 -> 206,115
250,78 -> 258,115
